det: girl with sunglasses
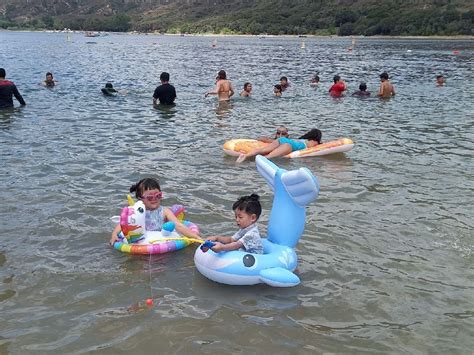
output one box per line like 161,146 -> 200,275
109,178 -> 201,245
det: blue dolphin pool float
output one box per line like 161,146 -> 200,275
194,155 -> 320,287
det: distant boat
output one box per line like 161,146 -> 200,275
85,31 -> 100,37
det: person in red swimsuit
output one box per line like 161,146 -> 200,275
328,75 -> 347,97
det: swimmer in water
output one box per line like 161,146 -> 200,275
378,72 -> 395,98
310,74 -> 320,86
280,76 -> 290,91
205,70 -> 234,101
274,84 -> 282,97
436,75 -> 446,86
352,82 -> 371,97
43,72 -> 57,87
240,82 -> 252,97
101,82 -> 118,96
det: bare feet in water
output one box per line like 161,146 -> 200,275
236,153 -> 247,163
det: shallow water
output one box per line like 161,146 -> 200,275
0,32 -> 473,354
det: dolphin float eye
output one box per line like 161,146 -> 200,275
243,254 -> 256,268
138,207 -> 144,213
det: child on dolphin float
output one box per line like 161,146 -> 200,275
206,194 -> 264,254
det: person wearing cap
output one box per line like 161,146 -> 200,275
237,128 -> 322,163
0,68 -> 26,108
378,72 -> 395,98
257,126 -> 289,143
153,72 -> 176,105
205,70 -> 234,101
101,82 -> 118,96
352,82 -> 371,97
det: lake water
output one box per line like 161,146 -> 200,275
0,31 -> 473,354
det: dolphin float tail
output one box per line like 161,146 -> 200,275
281,167 -> 319,207
256,155 -> 320,248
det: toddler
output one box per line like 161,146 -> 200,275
206,194 -> 264,254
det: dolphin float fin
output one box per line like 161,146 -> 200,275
259,267 -> 300,287
281,168 -> 320,207
256,155 -> 280,191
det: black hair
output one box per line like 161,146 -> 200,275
105,82 -> 114,88
274,84 -> 282,91
217,70 -> 226,80
333,75 -> 341,83
359,82 -> 367,91
313,75 -> 320,81
299,128 -> 322,144
233,194 -> 262,219
0,68 -> 5,78
46,72 -> 53,78
130,178 -> 161,199
280,76 -> 288,82
160,72 -> 170,82
380,72 -> 389,80
243,82 -> 251,90
436,75 -> 444,79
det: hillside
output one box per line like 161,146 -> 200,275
1,0 -> 473,36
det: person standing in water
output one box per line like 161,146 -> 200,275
0,68 -> 26,108
329,75 -> 347,97
153,72 -> 177,105
378,72 -> 395,98
205,70 -> 234,101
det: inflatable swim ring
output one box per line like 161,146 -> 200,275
111,197 -> 199,255
223,138 -> 354,158
194,155 -> 320,287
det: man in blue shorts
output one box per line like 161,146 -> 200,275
153,72 -> 176,106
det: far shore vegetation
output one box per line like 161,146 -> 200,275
1,1 -> 473,37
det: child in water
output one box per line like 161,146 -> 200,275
109,178 -> 201,245
274,84 -> 282,97
206,194 -> 264,254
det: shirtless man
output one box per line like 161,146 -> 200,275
378,72 -> 395,98
205,70 -> 234,101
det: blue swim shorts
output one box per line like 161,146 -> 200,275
278,137 -> 306,152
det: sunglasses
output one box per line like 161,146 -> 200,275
141,192 -> 163,201
276,131 -> 288,136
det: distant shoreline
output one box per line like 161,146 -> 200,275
1,29 -> 473,40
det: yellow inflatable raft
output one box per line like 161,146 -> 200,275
223,138 -> 354,158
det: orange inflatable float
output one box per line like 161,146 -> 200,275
223,138 -> 354,158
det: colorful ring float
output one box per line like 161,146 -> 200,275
111,198 -> 199,255
194,155 -> 320,287
223,138 -> 354,158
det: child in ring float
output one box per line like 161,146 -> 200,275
206,194 -> 264,254
237,128 -> 322,163
109,178 -> 202,245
